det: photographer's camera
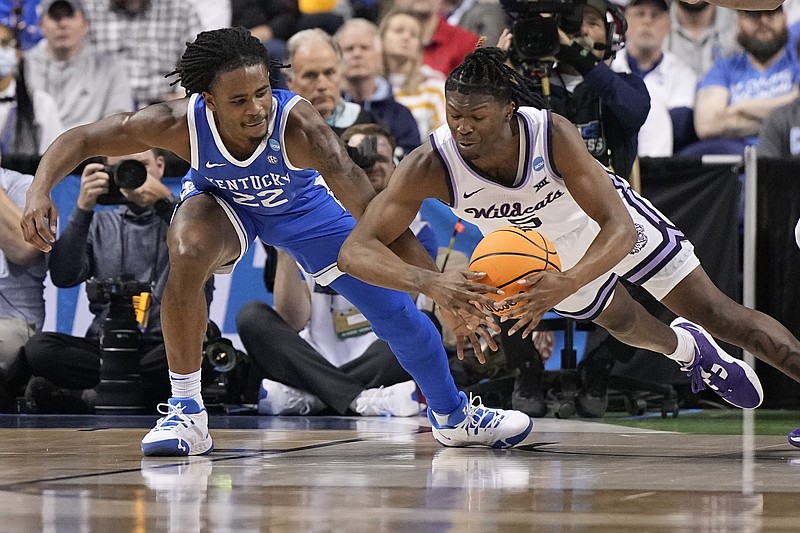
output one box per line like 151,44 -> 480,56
94,158 -> 148,206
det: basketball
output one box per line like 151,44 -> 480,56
469,227 -> 561,317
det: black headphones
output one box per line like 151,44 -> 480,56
595,0 -> 628,60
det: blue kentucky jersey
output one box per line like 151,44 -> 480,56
185,89 -> 331,218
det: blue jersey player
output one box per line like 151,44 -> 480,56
20,28 -> 534,455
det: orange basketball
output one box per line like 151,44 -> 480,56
469,227 -> 561,317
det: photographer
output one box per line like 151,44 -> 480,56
496,0 -> 651,418
499,0 -> 650,179
21,149 -> 204,413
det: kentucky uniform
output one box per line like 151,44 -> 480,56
431,107 -> 700,321
180,89 -> 461,413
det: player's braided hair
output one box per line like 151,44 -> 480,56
167,27 -> 287,95
446,47 -> 545,109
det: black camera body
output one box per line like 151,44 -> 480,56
201,321 -> 249,407
500,0 -> 585,62
346,135 -> 380,170
94,158 -> 149,206
87,275 -> 153,414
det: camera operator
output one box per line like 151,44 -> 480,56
495,0 -> 651,419
20,149 -> 210,413
499,0 -> 650,179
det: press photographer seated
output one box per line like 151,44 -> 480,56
19,149 -> 212,414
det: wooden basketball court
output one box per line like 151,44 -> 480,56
1,413 -> 798,531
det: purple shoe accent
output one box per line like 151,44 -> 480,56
671,319 -> 763,409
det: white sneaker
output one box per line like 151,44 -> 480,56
141,398 -> 213,456
257,378 -> 325,415
428,392 -> 533,449
355,380 -> 424,417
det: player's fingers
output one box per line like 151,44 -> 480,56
469,334 -> 486,364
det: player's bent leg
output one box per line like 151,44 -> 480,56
594,283 -> 762,409
329,274 -> 534,448
142,194 -> 242,456
662,266 -> 800,384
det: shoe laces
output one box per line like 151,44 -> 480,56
153,402 -> 197,431
456,394 -> 504,434
681,355 -> 713,395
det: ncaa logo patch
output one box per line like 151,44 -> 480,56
269,139 -> 281,151
533,156 -> 545,172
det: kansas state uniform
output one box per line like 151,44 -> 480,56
180,89 -> 462,413
430,107 -> 700,320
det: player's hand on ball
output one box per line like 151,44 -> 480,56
502,269 -> 577,338
424,270 -> 502,329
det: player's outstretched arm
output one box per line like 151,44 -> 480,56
339,146 -> 500,321
21,100 -> 191,252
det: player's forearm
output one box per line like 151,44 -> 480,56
562,219 -> 636,291
29,128 -> 94,196
339,233 -> 438,295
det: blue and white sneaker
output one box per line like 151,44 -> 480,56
141,398 -> 213,456
671,318 -> 763,409
427,391 -> 533,449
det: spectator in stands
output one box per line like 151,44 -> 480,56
393,0 -> 479,76
692,6 -> 799,154
0,166 -> 46,411
336,18 -> 422,155
284,28 -> 380,136
25,0 -> 134,130
0,22 -> 64,172
0,0 -> 42,50
379,9 -> 446,140
666,1 -> 741,78
237,123 -> 433,417
82,0 -> 203,107
443,0 -> 510,48
613,0 -> 698,156
758,85 -> 800,157
20,149 -> 201,413
231,0 -> 299,74
296,0 -> 350,35
187,0 -> 231,31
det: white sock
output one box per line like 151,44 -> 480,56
665,326 -> 696,365
169,369 -> 203,405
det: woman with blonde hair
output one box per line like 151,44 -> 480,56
379,9 -> 446,140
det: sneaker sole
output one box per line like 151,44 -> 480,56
141,436 -> 214,457
673,320 -> 764,409
788,431 -> 800,449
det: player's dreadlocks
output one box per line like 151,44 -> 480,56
167,27 -> 287,95
446,47 -> 545,110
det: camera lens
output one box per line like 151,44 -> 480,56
114,159 -> 148,189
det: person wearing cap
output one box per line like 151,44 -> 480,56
692,5 -> 799,154
612,0 -> 698,156
24,0 -> 133,130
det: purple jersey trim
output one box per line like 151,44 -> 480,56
554,273 -> 619,321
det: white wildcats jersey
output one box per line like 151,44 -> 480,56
430,107 -> 637,270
